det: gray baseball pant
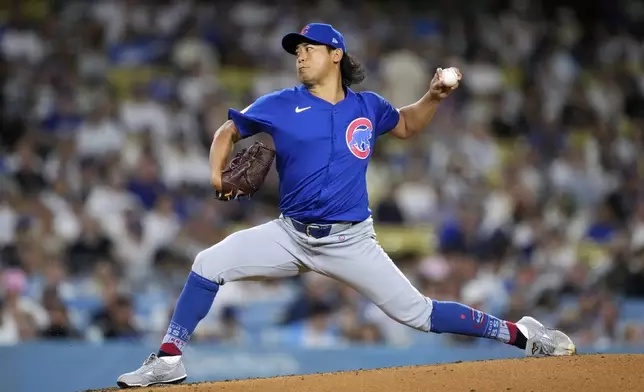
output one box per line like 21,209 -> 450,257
191,216 -> 433,332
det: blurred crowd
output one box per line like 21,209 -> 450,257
1,0 -> 644,350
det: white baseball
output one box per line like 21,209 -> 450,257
441,68 -> 459,87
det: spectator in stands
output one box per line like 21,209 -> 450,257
66,214 -> 115,276
606,246 -> 644,298
90,294 -> 140,340
40,286 -> 81,339
282,301 -> 344,348
9,139 -> 48,196
280,275 -> 340,326
356,323 -> 385,344
374,189 -> 405,224
75,104 -> 126,160
126,148 -> 168,211
0,268 -> 48,344
210,306 -> 248,346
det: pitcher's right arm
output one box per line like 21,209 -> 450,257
210,120 -> 241,191
213,90 -> 282,190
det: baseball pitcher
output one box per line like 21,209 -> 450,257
117,23 -> 575,388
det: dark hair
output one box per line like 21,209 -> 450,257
327,46 -> 365,87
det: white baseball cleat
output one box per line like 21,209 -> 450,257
516,316 -> 576,357
117,353 -> 187,388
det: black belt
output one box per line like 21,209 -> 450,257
285,217 -> 358,239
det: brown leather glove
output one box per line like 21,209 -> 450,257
215,141 -> 276,201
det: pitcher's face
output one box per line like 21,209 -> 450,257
295,43 -> 337,86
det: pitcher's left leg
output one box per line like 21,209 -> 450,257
307,223 -> 433,333
312,221 -> 575,356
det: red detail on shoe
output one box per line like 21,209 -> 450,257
159,342 -> 182,356
506,321 -> 518,344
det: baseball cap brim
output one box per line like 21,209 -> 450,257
281,33 -> 323,55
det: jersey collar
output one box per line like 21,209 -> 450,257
298,84 -> 354,106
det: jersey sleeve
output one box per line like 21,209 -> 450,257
228,93 -> 278,138
371,93 -> 401,137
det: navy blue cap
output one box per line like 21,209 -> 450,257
282,23 -> 346,55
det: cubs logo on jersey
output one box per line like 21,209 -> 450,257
345,117 -> 373,159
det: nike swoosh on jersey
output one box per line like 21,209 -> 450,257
295,106 -> 311,113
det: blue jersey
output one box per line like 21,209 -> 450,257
228,85 -> 400,223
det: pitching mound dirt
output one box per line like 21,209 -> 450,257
105,354 -> 643,392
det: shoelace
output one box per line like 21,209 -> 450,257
135,354 -> 159,374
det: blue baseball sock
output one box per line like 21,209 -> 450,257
430,300 -> 523,347
159,271 -> 220,356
